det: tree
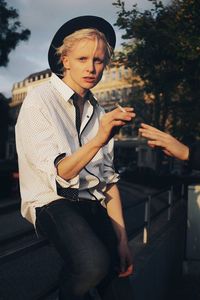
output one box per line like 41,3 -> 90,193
0,93 -> 9,159
0,0 -> 30,67
113,0 -> 200,140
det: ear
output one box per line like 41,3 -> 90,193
62,55 -> 70,70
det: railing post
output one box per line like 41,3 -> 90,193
181,183 -> 185,201
167,186 -> 173,221
143,195 -> 151,244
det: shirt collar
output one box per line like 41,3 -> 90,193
87,91 -> 98,107
50,73 -> 98,107
50,73 -> 74,102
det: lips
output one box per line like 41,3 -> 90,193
83,77 -> 96,83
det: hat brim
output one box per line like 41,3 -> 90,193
48,15 -> 116,77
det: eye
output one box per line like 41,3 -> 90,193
78,57 -> 87,62
94,58 -> 104,64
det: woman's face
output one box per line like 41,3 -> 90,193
62,38 -> 106,96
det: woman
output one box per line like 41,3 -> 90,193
16,16 -> 134,300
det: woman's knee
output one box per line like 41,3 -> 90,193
72,247 -> 110,295
87,248 -> 110,281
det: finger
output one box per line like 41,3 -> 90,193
140,130 -> 168,143
124,107 -> 134,112
140,123 -> 159,131
139,128 -> 164,138
112,108 -> 135,118
140,123 -> 163,135
148,140 -> 165,147
114,114 -> 135,123
148,143 -> 156,149
111,120 -> 126,127
118,264 -> 133,278
115,107 -> 134,113
163,150 -> 173,157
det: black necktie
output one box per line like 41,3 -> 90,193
72,95 -> 81,134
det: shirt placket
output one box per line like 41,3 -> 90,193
80,103 -> 94,137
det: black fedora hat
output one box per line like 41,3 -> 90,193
48,15 -> 116,76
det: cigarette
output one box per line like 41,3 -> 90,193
116,103 -> 126,112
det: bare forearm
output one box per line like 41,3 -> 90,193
178,144 -> 189,161
105,184 -> 128,243
58,107 -> 135,180
105,183 -> 133,276
57,136 -> 102,180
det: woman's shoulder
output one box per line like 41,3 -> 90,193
23,81 -> 54,106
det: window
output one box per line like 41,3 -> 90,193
112,70 -> 116,80
118,68 -> 122,80
124,68 -> 129,78
106,91 -> 110,99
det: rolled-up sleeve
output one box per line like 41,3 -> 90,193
103,138 -> 119,185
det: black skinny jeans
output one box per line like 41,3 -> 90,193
36,199 -> 119,300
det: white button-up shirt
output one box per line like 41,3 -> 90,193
15,73 -> 119,225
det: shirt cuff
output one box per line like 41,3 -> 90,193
105,171 -> 120,185
54,153 -> 66,168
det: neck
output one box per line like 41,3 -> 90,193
73,93 -> 86,103
62,76 -> 88,98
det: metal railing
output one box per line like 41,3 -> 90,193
142,184 -> 185,244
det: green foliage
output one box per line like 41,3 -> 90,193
0,93 -> 9,159
0,0 -> 30,67
113,0 -> 200,140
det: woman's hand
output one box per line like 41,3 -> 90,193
117,239 -> 133,278
139,123 -> 189,161
105,184 -> 133,278
55,107 -> 134,180
95,107 -> 135,146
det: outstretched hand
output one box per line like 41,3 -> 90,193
139,123 -> 189,161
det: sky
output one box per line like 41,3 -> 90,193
1,0 -> 169,98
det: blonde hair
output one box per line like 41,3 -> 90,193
56,28 -> 113,75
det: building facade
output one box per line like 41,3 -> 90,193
10,69 -> 52,110
92,65 -> 141,111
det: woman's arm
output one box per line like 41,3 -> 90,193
57,107 -> 135,180
139,123 -> 189,160
105,183 -> 133,277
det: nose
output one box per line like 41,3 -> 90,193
86,60 -> 95,73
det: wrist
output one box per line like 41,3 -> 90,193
182,145 -> 190,161
93,134 -> 105,148
116,230 -> 128,244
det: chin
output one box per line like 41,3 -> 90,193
82,82 -> 96,89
